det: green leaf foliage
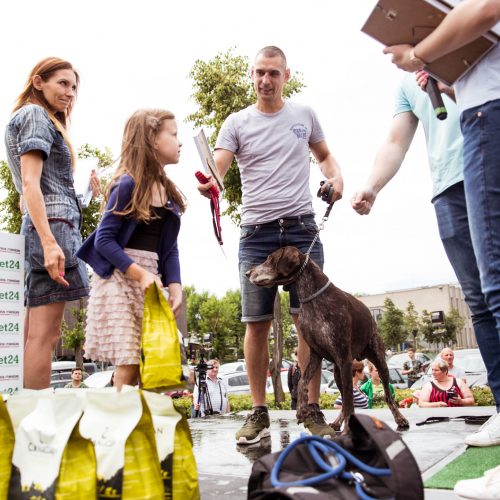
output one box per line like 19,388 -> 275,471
77,144 -> 113,240
0,160 -> 21,233
186,47 -> 305,224
420,308 -> 464,345
172,385 -> 495,419
186,285 -> 246,361
377,298 -> 408,348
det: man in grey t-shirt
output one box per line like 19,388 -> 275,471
199,46 -> 343,444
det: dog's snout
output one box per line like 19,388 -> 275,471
245,269 -> 253,278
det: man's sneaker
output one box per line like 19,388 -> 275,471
465,412 -> 500,447
303,408 -> 334,439
235,409 -> 271,444
454,465 -> 500,499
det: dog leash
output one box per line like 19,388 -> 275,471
296,181 -> 336,277
270,434 -> 392,499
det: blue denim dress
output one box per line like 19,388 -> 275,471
4,104 -> 89,306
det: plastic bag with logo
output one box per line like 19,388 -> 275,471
143,390 -> 199,499
7,392 -> 96,499
0,397 -> 15,499
79,388 -> 164,499
140,283 -> 189,391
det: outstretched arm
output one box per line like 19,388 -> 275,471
351,111 -> 418,215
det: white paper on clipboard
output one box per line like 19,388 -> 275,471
73,157 -> 95,207
193,129 -> 224,191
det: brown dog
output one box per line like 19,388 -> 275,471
247,246 -> 409,433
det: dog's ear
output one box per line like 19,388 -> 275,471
275,247 -> 302,278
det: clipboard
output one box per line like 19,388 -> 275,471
361,0 -> 500,86
193,129 -> 224,192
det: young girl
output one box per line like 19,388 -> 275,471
77,109 -> 185,388
4,57 -> 93,389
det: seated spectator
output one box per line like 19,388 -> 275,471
440,347 -> 466,383
361,362 -> 395,409
418,359 -> 474,408
64,368 -> 88,389
334,359 -> 368,409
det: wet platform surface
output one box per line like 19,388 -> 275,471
188,406 -> 497,499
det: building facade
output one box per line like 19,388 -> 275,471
357,283 -> 476,349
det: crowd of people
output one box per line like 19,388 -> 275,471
5,2 -> 500,494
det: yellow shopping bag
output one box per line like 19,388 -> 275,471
0,398 -> 14,499
141,283 -> 186,391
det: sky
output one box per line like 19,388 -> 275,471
0,0 -> 459,299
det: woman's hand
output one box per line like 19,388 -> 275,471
435,401 -> 448,408
43,241 -> 69,287
90,169 -> 101,198
167,282 -> 183,317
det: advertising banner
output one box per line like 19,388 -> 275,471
0,232 -> 24,395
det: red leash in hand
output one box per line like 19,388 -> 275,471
195,171 -> 223,245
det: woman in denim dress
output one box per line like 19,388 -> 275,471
4,57 -> 92,389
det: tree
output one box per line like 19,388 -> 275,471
421,308 -> 464,345
185,285 -> 245,362
61,302 -> 86,368
377,298 -> 408,349
77,144 -> 114,240
404,301 -> 422,349
0,160 -> 21,233
186,47 -> 305,223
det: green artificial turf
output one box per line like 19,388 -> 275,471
424,446 -> 500,490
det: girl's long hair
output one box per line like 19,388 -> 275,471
106,109 -> 186,221
13,57 -> 79,167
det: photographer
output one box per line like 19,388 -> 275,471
192,359 -> 230,417
418,359 -> 474,408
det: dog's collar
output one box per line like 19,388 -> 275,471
299,280 -> 332,304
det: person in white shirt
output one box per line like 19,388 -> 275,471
192,359 -> 230,417
440,347 -> 466,383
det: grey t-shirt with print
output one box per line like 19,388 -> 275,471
216,101 -> 325,225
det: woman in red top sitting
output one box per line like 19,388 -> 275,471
418,359 -> 474,408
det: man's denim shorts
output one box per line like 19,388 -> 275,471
238,214 -> 324,322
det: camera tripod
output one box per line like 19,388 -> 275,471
194,351 -> 214,417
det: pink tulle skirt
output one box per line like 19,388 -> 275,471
84,248 -> 158,365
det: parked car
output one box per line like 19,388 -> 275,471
51,361 -> 98,378
220,371 -> 254,395
219,359 -> 293,377
84,369 -> 115,388
410,348 -> 487,390
218,361 -> 246,376
221,369 -> 333,396
267,369 -> 334,394
323,367 -> 407,394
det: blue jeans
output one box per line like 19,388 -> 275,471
460,99 -> 500,411
238,215 -> 324,322
433,182 -> 500,409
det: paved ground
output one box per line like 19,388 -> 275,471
188,406 -> 497,499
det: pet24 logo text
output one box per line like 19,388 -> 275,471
0,354 -> 19,366
0,259 -> 20,270
0,291 -> 20,301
